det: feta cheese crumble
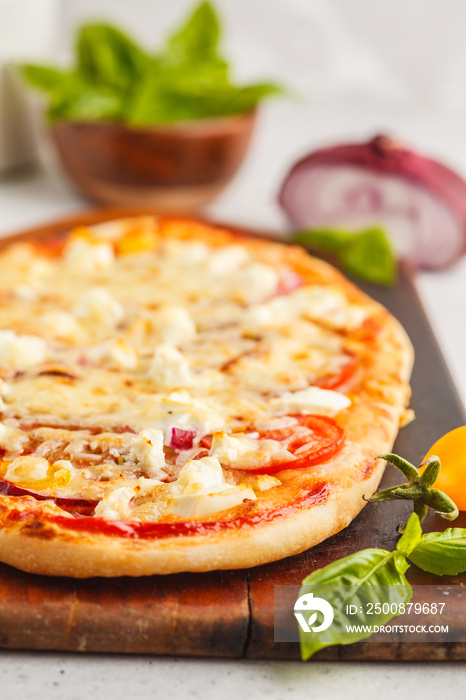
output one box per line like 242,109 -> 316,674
229,263 -> 279,304
94,487 -> 137,521
151,306 -> 196,346
0,422 -> 28,454
207,245 -> 250,275
4,456 -> 49,483
129,428 -> 166,479
64,237 -> 115,272
157,392 -> 224,434
0,330 -> 47,370
40,311 -> 83,342
209,431 -> 294,468
165,456 -> 256,518
74,288 -> 125,330
269,386 -> 351,416
149,345 -> 191,389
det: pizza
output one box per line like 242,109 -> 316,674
0,216 -> 413,577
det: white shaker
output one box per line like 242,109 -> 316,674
0,0 -> 59,174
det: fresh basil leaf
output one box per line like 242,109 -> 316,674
295,229 -> 353,254
21,64 -> 71,94
178,58 -> 230,90
299,548 -> 411,660
131,54 -> 231,110
76,23 -> 150,91
154,58 -> 231,94
208,82 -> 284,116
301,549 -> 407,587
408,528 -> 466,576
48,88 -> 123,122
340,227 -> 395,286
165,1 -> 220,64
127,80 -> 208,125
127,78 -> 282,125
22,65 -> 124,122
294,226 -> 396,286
396,513 -> 423,557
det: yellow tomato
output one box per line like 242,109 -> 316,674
425,426 -> 466,510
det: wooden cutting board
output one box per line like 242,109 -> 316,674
1,209 -> 465,661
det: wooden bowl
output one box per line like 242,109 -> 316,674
50,113 -> 257,211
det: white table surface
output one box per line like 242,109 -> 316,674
4,2 -> 466,694
1,156 -> 466,698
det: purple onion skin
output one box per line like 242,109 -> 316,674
279,134 -> 466,270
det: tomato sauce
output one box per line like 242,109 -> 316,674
6,482 -> 329,539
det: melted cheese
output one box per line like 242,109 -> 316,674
0,217 -> 365,521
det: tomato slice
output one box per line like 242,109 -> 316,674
201,416 -> 344,474
317,353 -> 358,391
201,435 -> 213,450
251,414 -> 344,474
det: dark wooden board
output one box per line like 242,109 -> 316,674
0,209 -> 465,660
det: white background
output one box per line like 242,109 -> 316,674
1,1 -> 466,696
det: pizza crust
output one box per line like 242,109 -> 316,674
0,217 -> 413,577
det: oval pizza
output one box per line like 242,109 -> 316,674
0,216 -> 413,577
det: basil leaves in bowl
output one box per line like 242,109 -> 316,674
22,1 -> 283,209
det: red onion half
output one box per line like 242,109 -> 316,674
279,135 -> 466,269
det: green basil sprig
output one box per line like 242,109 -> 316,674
294,226 -> 395,286
299,506 -> 466,659
299,515 -> 420,661
409,528 -> 466,576
299,512 -> 466,660
21,1 -> 284,125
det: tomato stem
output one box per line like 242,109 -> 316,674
367,453 -> 459,526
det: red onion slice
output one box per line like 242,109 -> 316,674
165,426 -> 196,451
279,135 -> 466,269
0,478 -> 97,515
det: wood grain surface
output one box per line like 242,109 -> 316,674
0,209 -> 465,660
